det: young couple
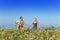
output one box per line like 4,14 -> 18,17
16,16 -> 41,30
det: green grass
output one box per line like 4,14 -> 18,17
0,27 -> 60,40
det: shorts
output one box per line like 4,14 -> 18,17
18,25 -> 23,30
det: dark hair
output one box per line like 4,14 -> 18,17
20,16 -> 23,19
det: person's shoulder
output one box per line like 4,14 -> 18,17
16,19 -> 20,22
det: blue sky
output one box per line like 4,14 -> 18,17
0,0 -> 60,27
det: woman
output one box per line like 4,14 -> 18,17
30,17 -> 40,30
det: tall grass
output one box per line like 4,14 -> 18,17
0,27 -> 60,40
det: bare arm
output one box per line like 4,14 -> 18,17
23,21 -> 28,27
29,23 -> 33,28
37,22 -> 42,29
15,20 -> 20,25
15,20 -> 19,24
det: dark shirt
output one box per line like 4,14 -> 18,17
32,23 -> 37,29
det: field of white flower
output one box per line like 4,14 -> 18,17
0,27 -> 60,40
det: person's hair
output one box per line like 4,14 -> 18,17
34,17 -> 37,22
34,17 -> 37,20
20,16 -> 23,19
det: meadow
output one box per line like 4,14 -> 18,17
0,26 -> 60,40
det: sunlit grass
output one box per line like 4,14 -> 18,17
0,27 -> 60,40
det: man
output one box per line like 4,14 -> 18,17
16,16 -> 24,30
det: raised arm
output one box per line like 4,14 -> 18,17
37,22 -> 42,29
15,20 -> 20,25
23,21 -> 28,27
29,23 -> 33,28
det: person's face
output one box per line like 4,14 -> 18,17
34,18 -> 37,21
21,17 -> 23,20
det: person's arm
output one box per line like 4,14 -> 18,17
23,20 -> 24,25
29,23 -> 33,28
23,21 -> 28,27
15,20 -> 18,24
37,22 -> 42,29
38,23 -> 42,29
15,20 -> 20,25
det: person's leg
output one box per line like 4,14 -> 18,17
18,25 -> 23,32
18,25 -> 20,31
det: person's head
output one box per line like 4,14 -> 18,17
20,16 -> 23,20
33,17 -> 37,22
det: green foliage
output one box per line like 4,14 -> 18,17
0,27 -> 60,40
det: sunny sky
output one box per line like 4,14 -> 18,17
0,0 -> 60,27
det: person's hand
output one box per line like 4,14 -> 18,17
29,25 -> 31,27
15,21 -> 17,24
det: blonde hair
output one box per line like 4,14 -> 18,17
34,17 -> 37,20
33,17 -> 37,23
